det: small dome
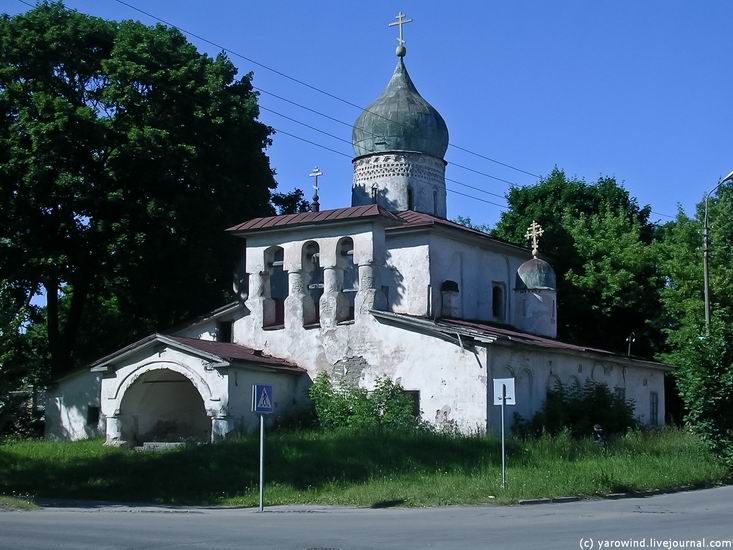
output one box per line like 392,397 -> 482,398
516,258 -> 556,290
352,59 -> 449,159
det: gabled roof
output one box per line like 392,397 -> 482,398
391,211 -> 532,255
227,204 -> 402,235
226,205 -> 535,256
372,311 -> 672,371
89,333 -> 304,374
168,301 -> 242,335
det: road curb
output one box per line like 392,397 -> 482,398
519,485 -> 699,506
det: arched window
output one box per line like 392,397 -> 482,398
264,246 -> 288,328
303,241 -> 323,327
433,189 -> 438,215
492,283 -> 506,322
338,237 -> 357,321
440,280 -> 460,318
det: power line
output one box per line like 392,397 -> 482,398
445,177 -> 506,200
108,0 -> 540,180
14,0 -> 674,220
446,188 -> 507,210
264,107 -> 509,202
261,106 -> 352,146
271,127 -> 353,159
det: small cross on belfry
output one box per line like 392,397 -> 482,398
389,11 -> 413,57
309,166 -> 323,212
525,220 -> 544,257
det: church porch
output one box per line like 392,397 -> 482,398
86,334 -> 306,446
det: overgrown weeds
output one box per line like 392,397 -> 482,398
0,428 -> 727,507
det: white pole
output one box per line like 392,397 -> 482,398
501,383 -> 506,488
259,414 -> 264,512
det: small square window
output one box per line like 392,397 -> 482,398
86,405 -> 100,427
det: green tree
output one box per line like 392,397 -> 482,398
492,169 -> 662,356
271,188 -> 310,215
0,3 -> 276,374
655,182 -> 733,454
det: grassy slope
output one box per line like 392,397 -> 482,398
0,429 -> 728,507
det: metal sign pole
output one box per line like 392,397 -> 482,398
259,413 -> 264,512
501,383 -> 506,489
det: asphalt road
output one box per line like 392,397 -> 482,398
1,486 -> 732,550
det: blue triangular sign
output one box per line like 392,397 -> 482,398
258,388 -> 272,409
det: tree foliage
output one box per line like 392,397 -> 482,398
492,168 -> 662,356
655,182 -> 733,461
0,2 -> 276,374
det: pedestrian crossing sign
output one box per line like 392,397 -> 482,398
252,384 -> 274,414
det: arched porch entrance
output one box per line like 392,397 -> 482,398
119,369 -> 211,444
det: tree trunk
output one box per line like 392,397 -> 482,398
45,276 -> 60,375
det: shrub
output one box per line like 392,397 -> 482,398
513,380 -> 636,438
308,372 -> 422,431
671,318 -> 733,466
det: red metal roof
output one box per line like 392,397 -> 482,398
227,204 -> 402,233
391,211 -> 529,251
170,337 -> 304,371
90,333 -> 304,373
373,311 -> 672,369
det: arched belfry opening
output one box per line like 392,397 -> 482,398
264,246 -> 288,327
303,241 -> 323,326
119,369 -> 210,444
338,237 -> 358,321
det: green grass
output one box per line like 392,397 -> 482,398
0,495 -> 38,511
0,428 -> 728,507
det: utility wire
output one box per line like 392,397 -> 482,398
109,0 -> 540,180
270,127 -> 506,209
13,0 -> 674,219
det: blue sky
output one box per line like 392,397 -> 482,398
7,0 -> 733,227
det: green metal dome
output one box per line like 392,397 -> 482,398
516,258 -> 557,291
352,59 -> 449,159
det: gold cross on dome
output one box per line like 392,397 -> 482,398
525,220 -> 544,257
388,11 -> 413,48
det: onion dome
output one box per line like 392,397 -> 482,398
352,58 -> 449,159
516,258 -> 556,291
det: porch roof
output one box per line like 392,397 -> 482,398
89,333 -> 305,374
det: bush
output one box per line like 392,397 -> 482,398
308,372 -> 423,431
672,318 -> 733,466
513,380 -> 636,438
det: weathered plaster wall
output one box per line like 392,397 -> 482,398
174,307 -> 247,341
45,370 -> 102,441
427,232 -> 528,323
99,346 -> 229,444
352,152 -> 447,217
487,345 -> 666,434
383,232 -> 430,316
227,368 -> 309,433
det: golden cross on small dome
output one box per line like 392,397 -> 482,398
525,220 -> 544,257
389,11 -> 413,57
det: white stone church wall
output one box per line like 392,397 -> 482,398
46,369 -> 103,441
487,345 -> 667,434
99,346 -> 230,444
226,367 -> 309,434
427,233 -> 528,323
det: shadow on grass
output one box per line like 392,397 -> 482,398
0,432 -> 504,505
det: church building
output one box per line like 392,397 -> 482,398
46,15 -> 668,444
